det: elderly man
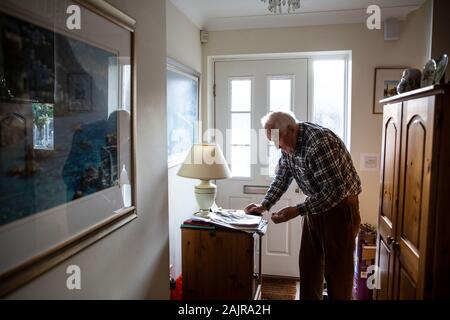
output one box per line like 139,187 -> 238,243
244,111 -> 362,300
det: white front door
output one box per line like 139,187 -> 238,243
214,59 -> 308,277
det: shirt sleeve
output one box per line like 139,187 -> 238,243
296,138 -> 347,216
261,152 -> 293,211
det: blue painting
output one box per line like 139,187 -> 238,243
0,12 -> 119,226
167,67 -> 199,164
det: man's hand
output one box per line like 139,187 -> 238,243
271,206 -> 299,224
244,203 -> 267,216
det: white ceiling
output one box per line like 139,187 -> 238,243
169,0 -> 426,31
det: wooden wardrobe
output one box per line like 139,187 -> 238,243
375,84 -> 450,299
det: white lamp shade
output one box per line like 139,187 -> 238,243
177,144 -> 231,180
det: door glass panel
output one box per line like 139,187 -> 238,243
269,78 -> 291,111
268,77 -> 292,176
313,60 -> 345,140
231,79 -> 251,112
231,113 -> 251,145
231,146 -> 251,177
230,78 -> 251,178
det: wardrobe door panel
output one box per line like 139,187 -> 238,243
397,96 -> 435,299
375,103 -> 402,299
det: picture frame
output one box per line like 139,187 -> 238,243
0,0 -> 137,296
166,58 -> 200,168
373,67 -> 407,114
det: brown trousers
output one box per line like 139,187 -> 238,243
299,195 -> 361,300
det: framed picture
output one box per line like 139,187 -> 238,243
373,67 -> 406,114
166,58 -> 200,167
0,0 -> 136,295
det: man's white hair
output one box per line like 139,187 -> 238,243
260,111 -> 299,135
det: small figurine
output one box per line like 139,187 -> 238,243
397,68 -> 422,94
434,54 -> 448,84
421,59 -> 437,87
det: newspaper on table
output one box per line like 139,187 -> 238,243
191,208 -> 268,235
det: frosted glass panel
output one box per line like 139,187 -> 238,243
231,146 -> 251,177
231,113 -> 251,145
270,79 -> 291,111
313,60 -> 345,140
231,79 -> 251,111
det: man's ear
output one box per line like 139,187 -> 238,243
270,129 -> 280,149
286,124 -> 294,133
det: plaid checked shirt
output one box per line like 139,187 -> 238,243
261,122 -> 362,216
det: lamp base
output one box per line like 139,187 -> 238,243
194,209 -> 212,219
194,180 -> 217,216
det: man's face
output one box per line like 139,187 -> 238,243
265,127 -> 295,154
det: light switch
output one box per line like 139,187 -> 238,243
360,153 -> 379,171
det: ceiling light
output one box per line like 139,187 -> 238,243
261,0 -> 302,14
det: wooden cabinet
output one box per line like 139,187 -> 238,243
375,84 -> 450,299
181,226 -> 262,300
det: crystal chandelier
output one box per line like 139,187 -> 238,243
261,0 -> 302,14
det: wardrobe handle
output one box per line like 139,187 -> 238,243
387,236 -> 398,249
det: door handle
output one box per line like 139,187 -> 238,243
386,236 -> 395,244
386,236 -> 398,249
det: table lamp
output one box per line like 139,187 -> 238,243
177,143 -> 231,217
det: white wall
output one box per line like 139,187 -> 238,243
201,2 -> 432,226
166,1 -> 202,72
423,0 -> 433,60
7,0 -> 169,299
166,0 -> 202,279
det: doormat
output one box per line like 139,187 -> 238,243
261,276 -> 297,300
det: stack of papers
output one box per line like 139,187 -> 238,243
192,209 -> 268,234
